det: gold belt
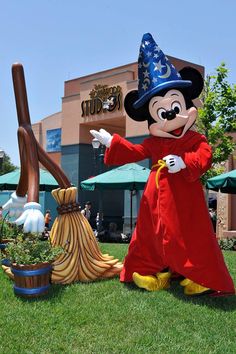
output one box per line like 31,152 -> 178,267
151,159 -> 167,189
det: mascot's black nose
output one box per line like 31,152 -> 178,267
166,109 -> 176,120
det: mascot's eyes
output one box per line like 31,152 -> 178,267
171,101 -> 181,114
157,108 -> 167,120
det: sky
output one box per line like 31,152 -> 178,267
0,0 -> 236,166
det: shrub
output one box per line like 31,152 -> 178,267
218,238 -> 236,251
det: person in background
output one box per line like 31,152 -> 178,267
81,201 -> 92,223
209,208 -> 217,233
44,210 -> 52,231
95,212 -> 100,231
0,206 -> 2,220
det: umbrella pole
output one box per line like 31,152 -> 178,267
98,189 -> 103,232
130,190 -> 133,233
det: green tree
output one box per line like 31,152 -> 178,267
0,152 -> 17,176
197,62 -> 236,183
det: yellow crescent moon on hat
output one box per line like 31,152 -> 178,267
159,64 -> 171,78
143,78 -> 150,85
143,62 -> 150,68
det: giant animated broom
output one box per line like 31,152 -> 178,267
2,63 -> 122,283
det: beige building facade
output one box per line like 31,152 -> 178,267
216,150 -> 236,238
32,59 -> 236,235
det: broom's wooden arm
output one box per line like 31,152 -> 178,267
12,63 -> 71,198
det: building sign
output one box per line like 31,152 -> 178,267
81,84 -> 122,117
46,128 -> 61,152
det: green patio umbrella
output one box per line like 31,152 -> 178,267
80,163 -> 151,231
0,168 -> 59,192
206,169 -> 236,194
81,163 -> 150,191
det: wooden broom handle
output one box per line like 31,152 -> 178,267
12,63 -> 71,192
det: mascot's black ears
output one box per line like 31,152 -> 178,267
124,67 -> 204,122
179,67 -> 204,100
124,90 -> 149,122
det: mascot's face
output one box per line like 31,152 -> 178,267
148,89 -> 197,139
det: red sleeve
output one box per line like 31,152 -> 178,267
180,135 -> 212,182
104,134 -> 151,166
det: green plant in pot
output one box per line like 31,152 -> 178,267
0,214 -> 20,263
0,213 -> 11,242
4,232 -> 63,297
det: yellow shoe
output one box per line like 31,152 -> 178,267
183,281 -> 210,296
156,272 -> 172,290
133,272 -> 158,291
132,272 -> 171,292
180,278 -> 192,287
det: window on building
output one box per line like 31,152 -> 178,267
46,128 -> 61,152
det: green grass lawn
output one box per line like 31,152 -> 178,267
0,244 -> 235,354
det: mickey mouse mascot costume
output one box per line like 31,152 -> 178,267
91,33 -> 235,296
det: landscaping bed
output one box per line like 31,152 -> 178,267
0,243 -> 235,354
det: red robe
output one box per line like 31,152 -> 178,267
104,131 -> 235,293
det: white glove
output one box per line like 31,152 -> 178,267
90,128 -> 113,148
15,202 -> 45,233
2,192 -> 27,218
163,154 -> 186,174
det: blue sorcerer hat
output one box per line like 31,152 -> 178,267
133,33 -> 192,109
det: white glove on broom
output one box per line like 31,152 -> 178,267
2,192 -> 27,218
15,202 -> 45,233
